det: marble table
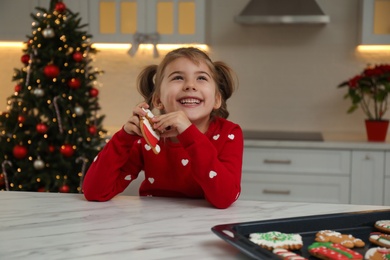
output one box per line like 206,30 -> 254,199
1,191 -> 389,259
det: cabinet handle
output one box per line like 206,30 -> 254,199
263,189 -> 291,195
263,159 -> 292,164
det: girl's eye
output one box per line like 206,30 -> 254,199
172,75 -> 183,80
198,75 -> 208,81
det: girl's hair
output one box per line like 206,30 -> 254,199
137,47 -> 237,119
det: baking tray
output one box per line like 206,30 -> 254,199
211,209 -> 390,259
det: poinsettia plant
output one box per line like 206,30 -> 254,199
338,64 -> 390,120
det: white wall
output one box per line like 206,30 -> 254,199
1,0 -> 390,138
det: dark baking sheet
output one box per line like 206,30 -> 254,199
211,209 -> 390,259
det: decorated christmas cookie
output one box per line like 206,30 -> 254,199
140,108 -> 160,154
375,220 -> 390,234
315,230 -> 365,248
249,231 -> 303,250
369,232 -> 390,248
272,248 -> 307,260
308,242 -> 363,260
365,247 -> 390,260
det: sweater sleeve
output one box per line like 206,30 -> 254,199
83,127 -> 143,201
177,123 -> 243,209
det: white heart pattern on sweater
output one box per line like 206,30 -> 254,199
124,175 -> 131,181
148,177 -> 155,184
144,144 -> 151,151
213,134 -> 220,140
228,134 -> 235,140
209,171 -> 217,178
181,159 -> 189,166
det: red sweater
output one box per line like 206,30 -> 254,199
83,117 -> 243,209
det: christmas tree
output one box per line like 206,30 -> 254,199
0,0 -> 106,193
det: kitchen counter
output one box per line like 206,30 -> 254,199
1,191 -> 389,259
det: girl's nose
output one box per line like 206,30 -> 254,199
183,82 -> 197,91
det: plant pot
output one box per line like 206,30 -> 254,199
365,119 -> 389,142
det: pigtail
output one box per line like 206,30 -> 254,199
213,61 -> 238,119
137,65 -> 158,108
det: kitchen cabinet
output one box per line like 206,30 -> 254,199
0,0 -> 89,41
241,140 -> 390,205
361,0 -> 390,44
385,152 -> 390,205
88,0 -> 206,44
241,147 -> 350,204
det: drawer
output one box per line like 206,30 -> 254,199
240,172 -> 350,204
243,148 -> 351,176
385,177 -> 390,206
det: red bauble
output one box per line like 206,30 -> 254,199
21,54 -> 30,64
17,115 -> 25,123
48,145 -> 56,153
88,125 -> 97,135
72,52 -> 83,62
55,2 -> 66,13
36,123 -> 48,134
89,87 -> 99,97
60,144 -> 74,157
59,184 -> 70,193
13,145 -> 28,159
68,78 -> 81,89
44,64 -> 60,78
14,84 -> 22,92
37,187 -> 46,192
0,173 -> 4,186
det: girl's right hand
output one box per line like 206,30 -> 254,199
123,102 -> 149,135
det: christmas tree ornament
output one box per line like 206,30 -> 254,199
60,144 -> 74,157
55,2 -> 66,13
1,160 -> 12,191
89,87 -> 99,97
68,78 -> 81,89
44,64 -> 60,78
33,88 -> 45,97
17,115 -> 26,123
37,187 -> 46,192
33,158 -> 45,170
72,51 -> 83,62
13,145 -> 28,159
21,54 -> 30,64
88,125 -> 97,135
36,123 -> 48,134
59,184 -> 70,193
48,145 -> 56,153
53,96 -> 64,134
74,106 -> 84,116
14,84 -> 22,92
42,26 -> 55,38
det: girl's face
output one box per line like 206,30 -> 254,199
157,57 -> 221,128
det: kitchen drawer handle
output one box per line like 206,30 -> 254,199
262,189 -> 291,195
263,159 -> 292,164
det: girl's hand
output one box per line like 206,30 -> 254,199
123,102 -> 149,135
152,111 -> 191,138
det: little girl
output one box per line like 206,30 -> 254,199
83,47 -> 243,209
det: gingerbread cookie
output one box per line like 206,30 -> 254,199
249,231 -> 303,250
315,230 -> 365,248
369,232 -> 390,248
272,248 -> 307,260
365,247 -> 390,260
308,242 -> 363,260
375,220 -> 390,234
140,108 -> 160,154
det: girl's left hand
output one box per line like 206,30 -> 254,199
152,111 -> 191,138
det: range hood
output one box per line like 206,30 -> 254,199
235,0 -> 330,25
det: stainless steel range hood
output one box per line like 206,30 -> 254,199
235,0 -> 330,25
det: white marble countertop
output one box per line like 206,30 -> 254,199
1,191 -> 389,260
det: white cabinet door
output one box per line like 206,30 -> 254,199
0,0 -> 39,41
385,152 -> 390,206
361,0 -> 390,44
351,151 -> 385,205
88,0 -> 205,44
